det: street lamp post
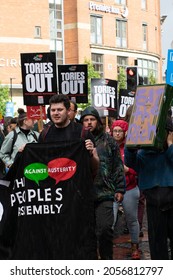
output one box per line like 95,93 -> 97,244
10,77 -> 15,102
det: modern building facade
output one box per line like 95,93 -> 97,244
0,0 -> 162,113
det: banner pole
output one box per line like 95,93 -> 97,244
106,116 -> 108,128
38,106 -> 43,132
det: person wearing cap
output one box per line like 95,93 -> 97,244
0,108 -> 39,169
80,106 -> 125,260
112,119 -> 140,260
125,115 -> 173,260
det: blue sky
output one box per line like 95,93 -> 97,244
160,0 -> 173,73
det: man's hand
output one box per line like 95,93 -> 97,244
115,192 -> 124,202
124,164 -> 129,173
18,144 -> 26,152
85,139 -> 94,156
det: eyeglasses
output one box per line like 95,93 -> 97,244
113,129 -> 124,134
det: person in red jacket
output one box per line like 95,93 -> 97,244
112,119 -> 140,260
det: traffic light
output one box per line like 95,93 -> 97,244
126,66 -> 138,91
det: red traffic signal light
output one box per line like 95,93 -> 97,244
127,68 -> 136,76
126,66 -> 138,91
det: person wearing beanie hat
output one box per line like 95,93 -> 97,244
0,108 -> 39,169
80,106 -> 103,124
81,106 -> 125,260
112,119 -> 140,260
112,120 -> 128,133
125,111 -> 173,260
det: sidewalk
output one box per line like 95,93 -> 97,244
113,209 -> 151,260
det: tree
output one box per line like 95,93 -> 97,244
117,67 -> 126,92
78,58 -> 100,110
148,71 -> 156,85
0,82 -> 10,117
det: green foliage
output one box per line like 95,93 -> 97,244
0,82 -> 10,116
78,58 -> 100,110
148,71 -> 156,85
117,67 -> 126,91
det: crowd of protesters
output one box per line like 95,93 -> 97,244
0,94 -> 173,260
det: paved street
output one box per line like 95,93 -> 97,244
113,209 -> 150,260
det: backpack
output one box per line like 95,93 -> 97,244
10,129 -> 38,154
0,130 -> 38,178
40,123 -> 52,142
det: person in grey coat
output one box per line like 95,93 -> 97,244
0,108 -> 39,170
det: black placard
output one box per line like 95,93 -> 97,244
21,52 -> 57,105
91,78 -> 118,117
58,64 -> 88,103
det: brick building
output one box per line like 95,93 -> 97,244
0,0 -> 162,113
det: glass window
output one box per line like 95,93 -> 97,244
90,16 -> 102,45
137,59 -> 158,84
116,20 -> 127,48
49,0 -> 62,5
49,0 -> 64,64
91,53 -> 104,78
142,23 -> 147,50
34,26 -> 41,38
117,56 -> 128,69
56,21 -> 61,30
141,0 -> 147,10
56,10 -> 62,19
115,0 -> 126,4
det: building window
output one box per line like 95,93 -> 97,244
137,59 -> 158,84
117,56 -> 128,72
116,20 -> 127,48
49,10 -> 62,39
91,53 -> 104,78
115,0 -> 126,4
141,0 -> 147,10
34,26 -> 41,38
117,56 -> 128,68
142,23 -> 147,50
90,15 -> 102,45
49,0 -> 64,65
